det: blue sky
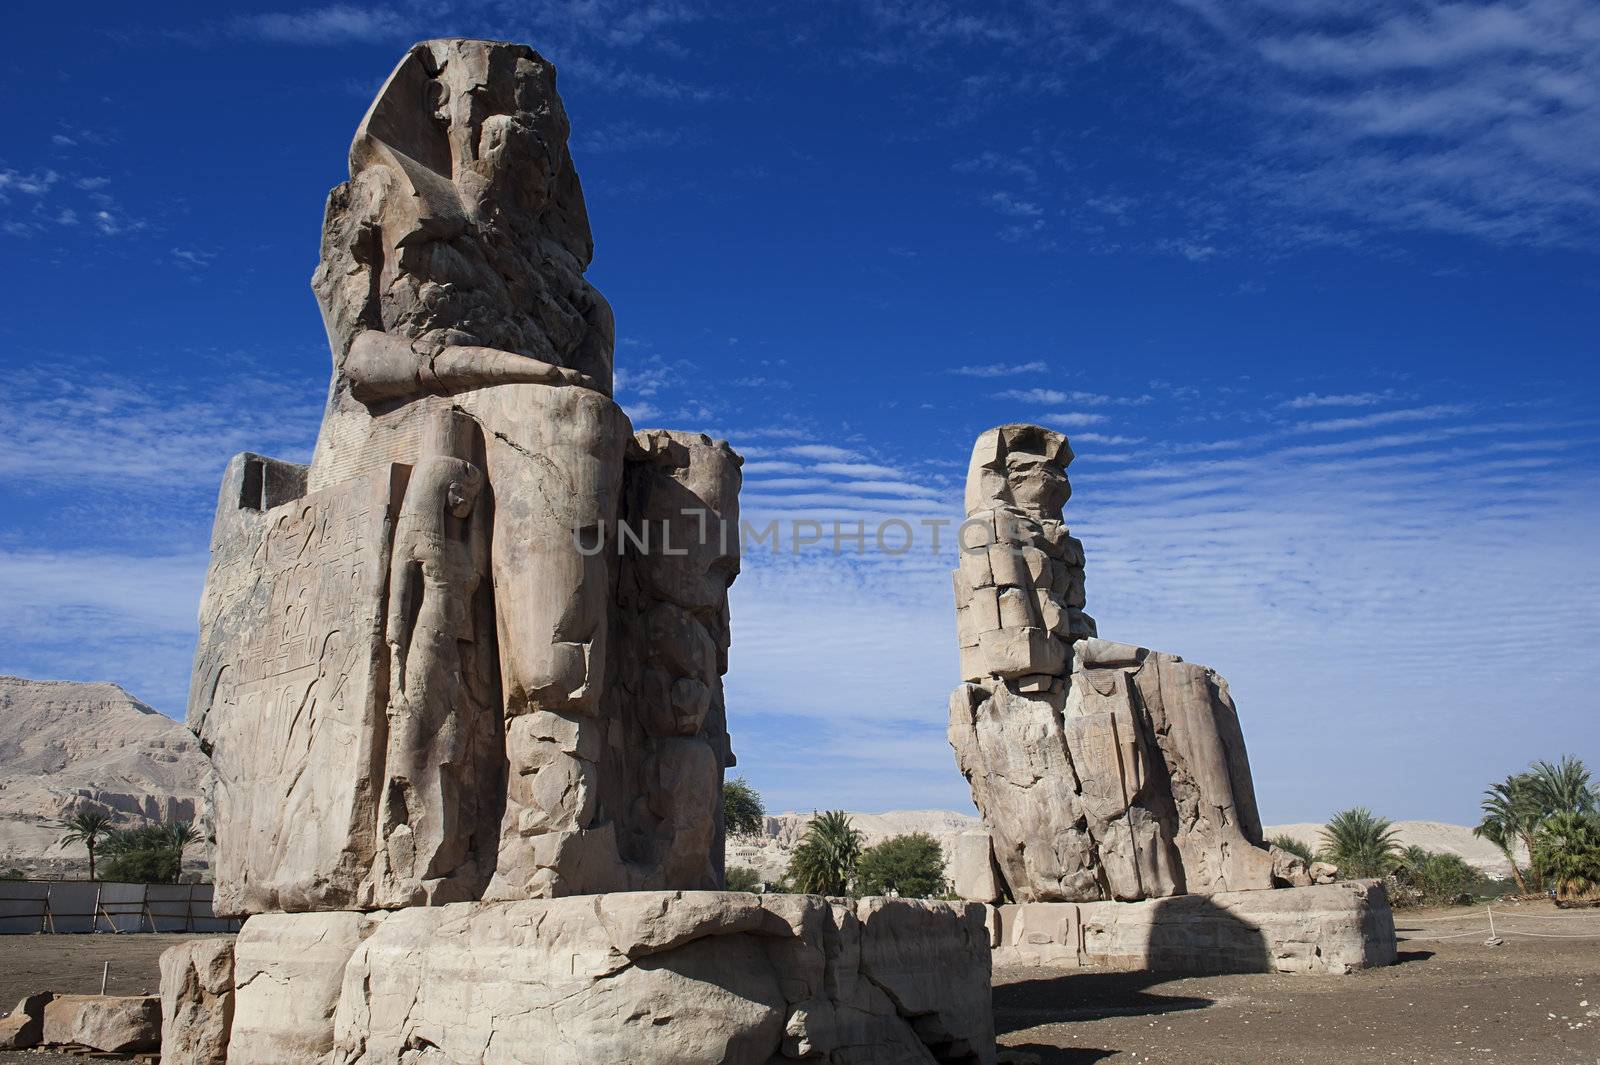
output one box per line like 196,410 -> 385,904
2,0 -> 1596,824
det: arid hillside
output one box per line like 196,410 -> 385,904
0,676 -> 208,877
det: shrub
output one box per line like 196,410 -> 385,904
1392,846 -> 1479,907
855,833 -> 947,898
725,865 -> 763,893
1533,811 -> 1600,901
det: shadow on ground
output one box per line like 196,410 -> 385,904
994,968 -> 1216,1029
1005,1046 -> 1117,1064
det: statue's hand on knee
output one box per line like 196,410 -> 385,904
344,329 -> 602,403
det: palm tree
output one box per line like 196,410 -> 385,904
1318,807 -> 1401,879
1268,834 -> 1314,863
1532,811 -> 1600,901
1528,756 -> 1594,817
1475,775 -> 1542,892
56,807 -> 116,881
786,811 -> 863,896
165,821 -> 203,874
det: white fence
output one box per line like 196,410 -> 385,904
0,881 -> 241,934
1397,905 -> 1600,943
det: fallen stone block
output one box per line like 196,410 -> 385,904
0,992 -> 51,1050
43,993 -> 161,1053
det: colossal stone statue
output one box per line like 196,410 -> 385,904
188,39 -> 741,915
169,39 -> 999,1065
949,424 -> 1277,904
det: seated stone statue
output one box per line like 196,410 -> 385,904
189,40 -> 740,914
950,424 -> 1277,903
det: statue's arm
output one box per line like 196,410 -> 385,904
344,330 -> 598,403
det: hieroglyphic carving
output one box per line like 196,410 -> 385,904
191,462 -> 401,915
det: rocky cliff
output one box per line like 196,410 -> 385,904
0,676 -> 208,877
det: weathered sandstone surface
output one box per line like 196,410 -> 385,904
42,993 -> 162,1053
186,39 -> 740,917
949,425 -> 1275,904
171,893 -> 995,1065
159,938 -> 235,1065
993,880 -> 1397,975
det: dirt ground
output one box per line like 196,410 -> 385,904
997,902 -> 1600,1065
0,904 -> 1595,1064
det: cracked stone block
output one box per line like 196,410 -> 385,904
208,893 -> 994,1065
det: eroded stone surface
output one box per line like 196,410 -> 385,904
0,992 -> 50,1050
186,39 -> 742,914
160,939 -> 234,1065
184,893 -> 992,1065
993,880 -> 1398,975
949,425 -> 1275,904
42,994 -> 161,1053
230,912 -> 386,1065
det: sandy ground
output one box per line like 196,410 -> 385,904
998,902 -> 1600,1065
0,904 -> 1595,1064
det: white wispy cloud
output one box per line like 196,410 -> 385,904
0,364 -> 321,490
985,190 -> 1043,217
1280,391 -> 1400,409
947,360 -> 1048,377
1293,403 -> 1472,433
786,444 -> 864,461
1043,411 -> 1110,428
228,4 -> 410,44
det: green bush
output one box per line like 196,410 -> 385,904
725,865 -> 763,893
855,833 -> 947,899
1533,811 -> 1600,900
1392,846 -> 1479,907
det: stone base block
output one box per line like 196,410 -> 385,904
160,938 -> 235,1065
175,892 -> 995,1065
992,880 -> 1396,975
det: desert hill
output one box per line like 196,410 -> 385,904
728,810 -> 1522,885
0,676 -> 209,877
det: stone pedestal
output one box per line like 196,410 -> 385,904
183,892 -> 994,1065
992,880 -> 1397,975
